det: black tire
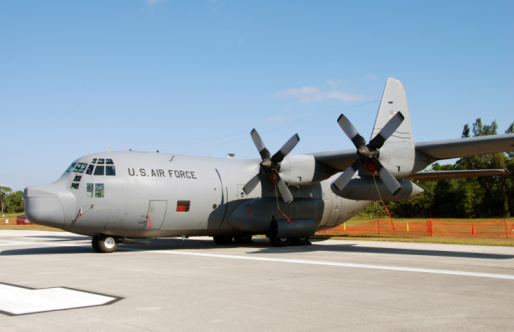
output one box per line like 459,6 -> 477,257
269,236 -> 290,247
213,235 -> 233,245
291,236 -> 311,246
92,234 -> 119,253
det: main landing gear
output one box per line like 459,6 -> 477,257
268,235 -> 311,247
92,234 -> 119,253
212,234 -> 311,247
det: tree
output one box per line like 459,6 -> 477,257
457,118 -> 511,217
0,187 -> 12,213
389,119 -> 514,218
6,191 -> 24,213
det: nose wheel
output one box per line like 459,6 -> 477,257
92,234 -> 119,253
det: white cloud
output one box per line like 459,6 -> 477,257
267,116 -> 290,123
274,83 -> 369,103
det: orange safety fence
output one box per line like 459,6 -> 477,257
316,219 -> 514,239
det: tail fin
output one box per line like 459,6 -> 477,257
371,78 -> 413,143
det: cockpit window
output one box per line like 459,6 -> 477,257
86,183 -> 94,197
66,163 -> 77,173
86,164 -> 94,175
94,166 -> 104,176
106,166 -> 116,176
73,163 -> 87,173
95,183 -> 104,197
66,159 -> 115,176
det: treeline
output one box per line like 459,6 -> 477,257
0,187 -> 24,214
388,119 -> 514,218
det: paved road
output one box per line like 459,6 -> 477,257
1,230 -> 514,331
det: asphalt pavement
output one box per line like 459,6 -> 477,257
1,230 -> 514,331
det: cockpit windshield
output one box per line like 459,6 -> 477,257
65,159 -> 116,177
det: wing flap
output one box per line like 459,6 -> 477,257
406,169 -> 511,182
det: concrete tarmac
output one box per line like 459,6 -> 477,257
1,230 -> 514,331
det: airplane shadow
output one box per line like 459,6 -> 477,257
250,239 -> 514,260
0,245 -> 93,256
26,235 -> 89,241
2,237 -> 513,260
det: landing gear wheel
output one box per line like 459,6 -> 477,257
92,234 -> 119,253
213,235 -> 233,245
234,234 -> 253,244
269,236 -> 291,247
291,236 -> 311,246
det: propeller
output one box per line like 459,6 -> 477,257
332,112 -> 405,195
243,129 -> 300,204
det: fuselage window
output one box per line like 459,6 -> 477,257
73,175 -> 82,182
95,184 -> 104,198
94,166 -> 105,176
86,164 -> 94,175
86,183 -> 94,198
71,183 -> 79,190
73,163 -> 87,173
176,201 -> 190,212
97,159 -> 105,165
106,159 -> 114,165
66,163 -> 77,173
91,158 -> 97,164
106,166 -> 116,176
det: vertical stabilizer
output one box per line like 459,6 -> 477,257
371,78 -> 413,143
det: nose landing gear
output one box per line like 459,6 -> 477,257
92,234 -> 119,253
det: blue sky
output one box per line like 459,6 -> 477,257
1,0 -> 513,191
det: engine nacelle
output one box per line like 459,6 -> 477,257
279,155 -> 332,185
331,177 -> 423,201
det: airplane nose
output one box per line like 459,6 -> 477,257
24,183 -> 77,228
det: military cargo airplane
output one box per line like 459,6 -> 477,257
24,78 -> 514,252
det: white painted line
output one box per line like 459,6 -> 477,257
0,283 -> 119,315
144,250 -> 514,280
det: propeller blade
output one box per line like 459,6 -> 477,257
371,159 -> 402,195
271,133 -> 300,163
369,112 -> 404,149
276,174 -> 294,204
243,172 -> 265,195
332,159 -> 361,192
337,114 -> 366,148
250,129 -> 271,160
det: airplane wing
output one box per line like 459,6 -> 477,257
312,149 -> 357,172
312,133 -> 514,175
415,134 -> 514,161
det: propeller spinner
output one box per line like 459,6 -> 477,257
243,129 -> 300,204
332,112 -> 405,195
